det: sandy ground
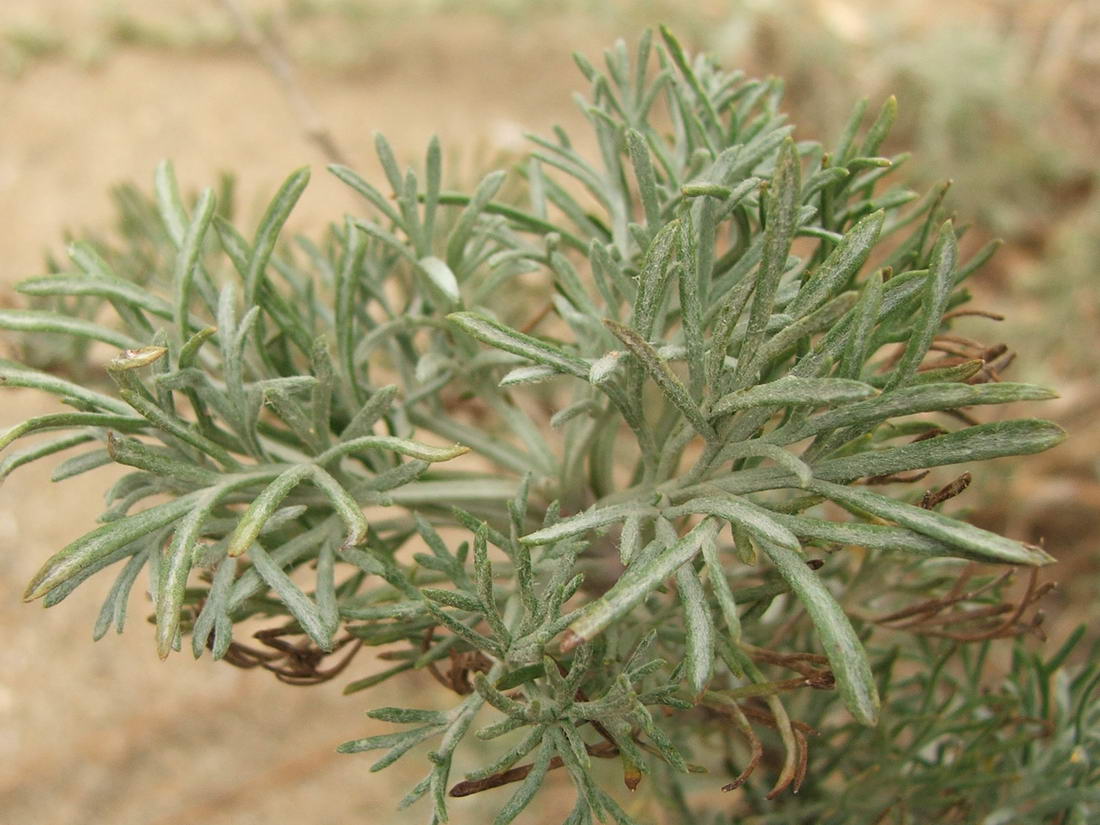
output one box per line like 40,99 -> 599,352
1,3 -> 1096,824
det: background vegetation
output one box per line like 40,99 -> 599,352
1,1 -> 1096,823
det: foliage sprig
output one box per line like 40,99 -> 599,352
4,27 -> 1086,825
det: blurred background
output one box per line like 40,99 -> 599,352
0,1 -> 1096,822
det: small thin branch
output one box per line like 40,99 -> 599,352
874,568 -> 1012,624
449,741 -> 618,797
917,355 -> 973,371
217,0 -> 350,166
870,567 -> 1052,643
921,472 -> 972,509
864,470 -> 931,486
215,625 -> 363,684
942,308 -> 1004,322
911,427 -> 946,443
711,699 -> 762,792
791,725 -> 810,793
520,301 -> 555,334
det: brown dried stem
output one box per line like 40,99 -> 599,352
872,566 -> 1052,643
216,0 -> 350,165
448,741 -> 618,798
217,626 -> 363,685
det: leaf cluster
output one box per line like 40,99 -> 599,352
1,28 -> 1081,825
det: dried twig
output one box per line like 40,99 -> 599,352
217,626 -> 363,684
520,301 -> 555,334
702,690 -> 818,798
911,427 -> 947,443
872,566 -> 1053,642
420,624 -> 492,695
864,470 -> 931,486
217,0 -> 350,165
942,308 -> 1005,322
705,694 -> 763,792
921,472 -> 972,509
448,741 -> 618,797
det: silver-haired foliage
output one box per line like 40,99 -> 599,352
4,28 -> 1092,825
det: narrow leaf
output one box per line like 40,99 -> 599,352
317,435 -> 468,465
248,541 -> 334,650
192,555 -> 237,658
839,268 -> 884,379
630,220 -> 680,339
154,159 -> 188,245
719,442 -> 812,487
417,256 -> 461,306
701,535 -> 740,641
788,210 -> 884,318
24,493 -> 199,601
308,465 -> 369,548
810,478 -> 1056,566
676,564 -> 714,697
16,276 -> 173,319
445,170 -> 507,272
737,139 -> 801,377
447,311 -> 589,378
563,518 -> 720,650
226,465 -> 312,557
156,487 -> 225,658
494,740 -> 553,825
757,539 -> 879,725
0,309 -> 141,350
710,375 -> 876,418
341,385 -> 399,441
245,167 -> 311,304
93,550 -> 148,641
665,496 -> 801,552
605,319 -> 715,440
0,360 -> 132,415
499,365 -> 558,387
771,382 -> 1058,444
770,512 -> 984,559
626,129 -> 661,231
174,187 -> 216,338
522,502 -> 656,546
885,221 -> 957,389
814,419 -> 1066,484
51,448 -> 113,482
0,412 -> 145,452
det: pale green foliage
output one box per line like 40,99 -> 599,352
2,29 -> 1088,825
